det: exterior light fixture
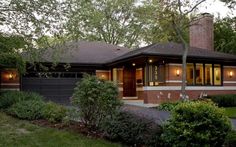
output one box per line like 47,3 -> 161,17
101,74 -> 105,78
176,69 -> 180,76
149,59 -> 153,63
229,71 -> 233,78
132,63 -> 136,66
8,73 -> 14,80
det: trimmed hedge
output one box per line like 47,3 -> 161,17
0,91 -> 44,109
208,94 -> 236,107
101,111 -> 163,146
7,100 -> 45,120
161,101 -> 232,146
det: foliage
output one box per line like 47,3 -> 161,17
0,91 -> 44,109
65,0 -> 144,48
157,101 -> 180,111
136,1 -> 189,44
224,131 -> 236,147
220,0 -> 236,9
42,102 -> 67,123
161,101 -> 232,147
0,112 -> 120,147
101,111 -> 163,146
214,17 -> 236,55
208,94 -> 236,107
72,74 -> 121,128
7,100 -> 45,120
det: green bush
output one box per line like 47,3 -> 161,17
101,111 -> 163,146
72,74 -> 121,128
157,102 -> 180,111
224,131 -> 236,147
42,102 -> 67,123
7,100 -> 45,120
208,94 -> 236,107
161,101 -> 232,147
0,91 -> 44,109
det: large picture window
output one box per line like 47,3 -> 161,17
187,63 -> 222,86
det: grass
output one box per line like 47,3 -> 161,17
0,112 -> 120,147
224,107 -> 236,118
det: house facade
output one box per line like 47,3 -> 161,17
1,13 -> 236,105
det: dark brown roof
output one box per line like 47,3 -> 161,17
109,42 -> 236,63
41,41 -> 130,64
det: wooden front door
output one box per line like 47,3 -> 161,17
123,67 -> 136,97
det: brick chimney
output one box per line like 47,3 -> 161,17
190,13 -> 214,51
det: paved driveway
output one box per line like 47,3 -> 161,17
122,105 -> 236,130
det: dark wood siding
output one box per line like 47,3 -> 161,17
21,71 -> 96,105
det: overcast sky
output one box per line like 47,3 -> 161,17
197,0 -> 235,17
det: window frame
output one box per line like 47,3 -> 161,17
186,63 -> 223,86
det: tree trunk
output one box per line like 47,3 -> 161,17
181,43 -> 189,100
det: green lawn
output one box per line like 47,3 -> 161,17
0,112 -> 120,147
224,107 -> 236,118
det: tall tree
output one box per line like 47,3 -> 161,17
0,0 -> 67,70
136,0 -> 189,44
220,0 -> 236,9
65,0 -> 144,48
214,16 -> 236,54
152,0 -> 206,100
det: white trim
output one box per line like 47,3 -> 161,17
166,80 -> 182,83
118,87 -> 144,91
96,70 -> 110,72
224,81 -> 236,84
143,86 -> 236,91
122,97 -> 138,100
1,83 -> 20,86
168,63 -> 182,66
224,66 -> 236,68
1,88 -> 20,91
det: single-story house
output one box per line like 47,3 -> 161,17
1,13 -> 236,104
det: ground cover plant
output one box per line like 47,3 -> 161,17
7,100 -> 45,120
0,91 -> 44,109
101,111 -> 163,146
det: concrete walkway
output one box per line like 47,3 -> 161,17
122,105 -> 236,130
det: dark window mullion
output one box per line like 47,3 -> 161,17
212,64 -> 215,86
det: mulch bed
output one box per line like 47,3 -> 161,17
31,119 -> 105,139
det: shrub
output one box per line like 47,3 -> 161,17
161,101 -> 232,147
157,101 -> 180,111
72,74 -> 121,128
42,102 -> 67,123
0,91 -> 44,109
7,100 -> 45,120
224,131 -> 236,147
208,94 -> 236,107
101,111 -> 163,146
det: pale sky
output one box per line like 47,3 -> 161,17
197,0 -> 235,18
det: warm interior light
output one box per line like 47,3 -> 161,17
101,74 -> 105,78
176,69 -> 180,76
8,73 -> 14,80
132,63 -> 136,66
149,59 -> 153,63
229,71 -> 233,78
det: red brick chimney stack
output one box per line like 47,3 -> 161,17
190,13 -> 214,51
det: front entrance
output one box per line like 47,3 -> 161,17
123,67 -> 136,97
